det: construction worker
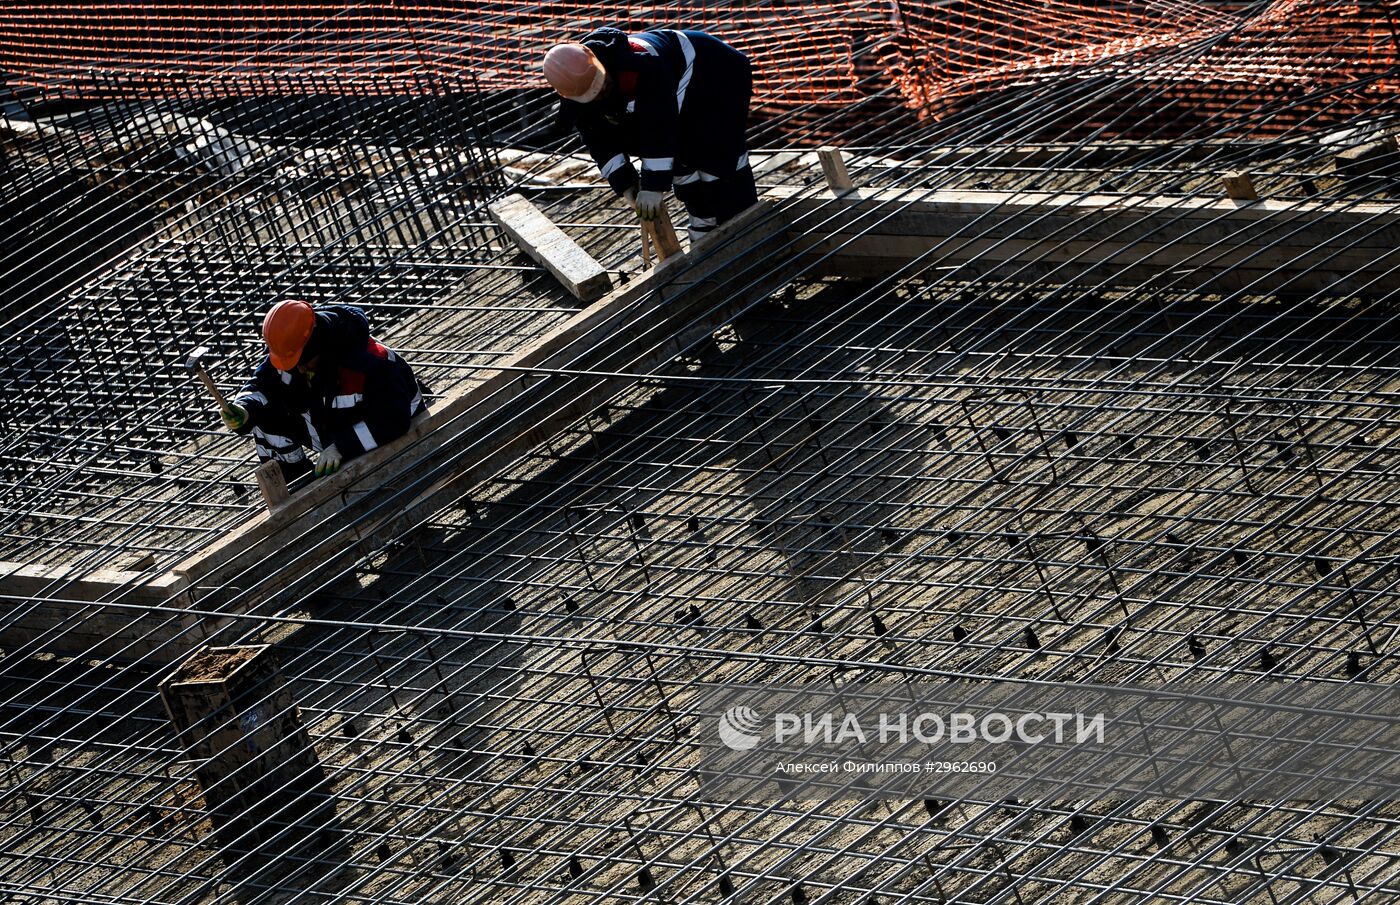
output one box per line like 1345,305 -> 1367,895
219,300 -> 427,481
543,28 -> 756,245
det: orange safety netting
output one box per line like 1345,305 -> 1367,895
886,0 -> 1400,135
1,1 -> 1396,136
0,2 -> 883,105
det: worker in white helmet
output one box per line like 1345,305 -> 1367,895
543,28 -> 756,246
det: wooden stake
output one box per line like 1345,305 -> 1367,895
639,221 -> 653,267
255,459 -> 290,511
1221,172 -> 1258,201
644,211 -> 683,260
817,146 -> 854,194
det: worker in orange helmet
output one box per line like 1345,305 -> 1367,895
220,300 -> 428,482
543,28 -> 756,246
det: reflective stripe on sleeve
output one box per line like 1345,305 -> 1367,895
408,392 -> 423,416
629,34 -> 659,55
237,391 -> 269,407
253,431 -> 297,449
354,422 -> 378,451
600,153 -> 627,178
331,393 -> 364,409
673,31 -> 696,110
303,413 -> 322,452
641,156 -> 674,172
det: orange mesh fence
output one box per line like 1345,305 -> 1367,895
886,0 -> 1400,135
2,1 -> 1397,137
0,2 -> 883,106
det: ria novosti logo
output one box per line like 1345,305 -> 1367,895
715,704 -> 1106,751
718,706 -> 764,750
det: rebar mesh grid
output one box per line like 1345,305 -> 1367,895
0,70 -> 544,575
5,2 -> 1400,904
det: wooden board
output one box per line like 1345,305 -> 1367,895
769,185 -> 1400,298
747,139 -> 1307,184
488,192 -> 613,302
0,561 -> 199,661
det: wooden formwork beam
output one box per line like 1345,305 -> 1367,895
0,561 -> 199,661
488,192 -> 613,302
749,138 -> 1309,183
0,196 -> 777,658
12,174 -> 1393,662
771,185 -> 1400,298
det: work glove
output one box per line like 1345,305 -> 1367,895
621,185 -> 638,208
314,444 -> 342,477
635,189 -> 664,221
220,403 -> 248,431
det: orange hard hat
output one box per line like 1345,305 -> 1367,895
263,299 -> 316,371
544,43 -> 607,103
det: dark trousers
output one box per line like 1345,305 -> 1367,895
672,164 -> 758,240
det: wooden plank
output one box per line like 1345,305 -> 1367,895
799,139 -> 1311,182
769,185 -> 1400,297
817,147 -> 854,193
0,560 -> 183,599
169,200 -> 797,610
1334,135 -> 1400,178
488,192 -> 613,302
0,561 -> 198,661
748,141 -> 1298,184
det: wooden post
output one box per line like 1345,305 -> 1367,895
1221,172 -> 1258,201
255,459 -> 290,511
160,645 -> 344,876
817,147 -> 855,194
